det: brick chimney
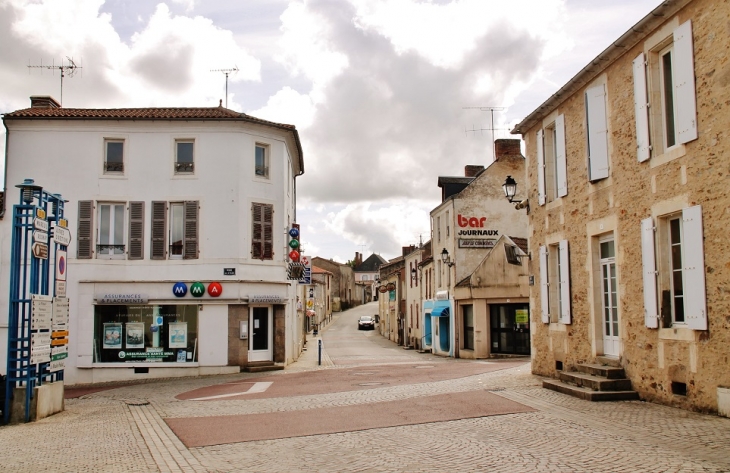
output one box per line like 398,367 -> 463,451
464,165 -> 485,177
354,252 -> 362,266
494,139 -> 523,161
30,96 -> 61,109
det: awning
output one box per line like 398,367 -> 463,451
430,301 -> 450,317
306,310 -> 315,317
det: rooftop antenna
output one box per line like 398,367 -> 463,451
464,106 -> 506,161
27,57 -> 82,106
210,66 -> 239,108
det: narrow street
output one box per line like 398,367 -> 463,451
1,303 -> 729,472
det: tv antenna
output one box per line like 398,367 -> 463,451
210,66 -> 239,108
27,57 -> 82,106
464,106 -> 506,160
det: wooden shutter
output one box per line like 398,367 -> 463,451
682,205 -> 706,330
539,245 -> 549,323
128,201 -> 144,260
555,114 -> 568,197
77,200 -> 93,259
252,203 -> 274,260
641,217 -> 658,328
559,240 -> 571,324
183,201 -> 199,259
263,204 -> 273,259
674,20 -> 698,144
585,84 -> 609,181
633,53 -> 651,162
150,201 -> 167,260
536,129 -> 546,206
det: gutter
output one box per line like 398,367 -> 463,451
510,0 -> 690,135
1,119 -> 8,219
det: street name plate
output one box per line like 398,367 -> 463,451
33,230 -> 48,243
53,297 -> 70,327
52,225 -> 72,246
31,294 -> 53,329
49,359 -> 65,372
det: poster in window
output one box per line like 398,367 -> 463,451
169,322 -> 188,348
125,322 -> 145,349
103,323 -> 123,349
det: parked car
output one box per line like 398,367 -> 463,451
358,315 -> 375,330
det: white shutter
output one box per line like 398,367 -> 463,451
673,20 -> 698,144
555,114 -> 568,197
537,129 -> 546,206
539,245 -> 549,323
641,217 -> 658,328
633,53 -> 651,162
559,240 -> 571,324
585,84 -> 609,181
682,205 -> 707,330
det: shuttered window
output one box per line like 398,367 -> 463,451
77,200 -> 94,259
555,114 -> 568,198
539,245 -> 549,323
633,53 -> 651,162
150,201 -> 167,260
673,21 -> 698,145
536,130 -> 546,206
641,217 -> 659,328
252,203 -> 274,260
183,201 -> 199,260
128,201 -> 144,260
585,84 -> 609,181
558,240 -> 571,324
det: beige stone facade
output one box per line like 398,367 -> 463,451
512,0 -> 730,412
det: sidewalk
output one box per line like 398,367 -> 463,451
287,316 -> 337,371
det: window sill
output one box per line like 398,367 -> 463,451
650,144 -> 687,169
172,174 -> 197,179
100,174 -> 127,179
658,326 -> 695,341
548,322 -> 567,332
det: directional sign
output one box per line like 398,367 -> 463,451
49,359 -> 65,373
34,217 -> 49,232
32,242 -> 48,260
32,332 -> 51,346
53,297 -> 69,327
33,230 -> 48,243
52,225 -> 71,246
51,338 -> 69,346
31,294 -> 53,329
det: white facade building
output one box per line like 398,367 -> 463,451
0,96 -> 304,385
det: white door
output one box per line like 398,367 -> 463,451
249,306 -> 273,362
600,238 -> 620,357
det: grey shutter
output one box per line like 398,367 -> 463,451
539,245 -> 549,323
633,53 -> 651,162
263,204 -> 273,259
674,20 -> 698,144
536,129 -> 546,206
555,114 -> 568,197
252,203 -> 263,259
183,201 -> 199,260
585,84 -> 609,181
682,205 -> 706,330
559,240 -> 571,324
641,217 -> 658,328
151,201 -> 167,260
128,201 -> 144,260
77,200 -> 93,259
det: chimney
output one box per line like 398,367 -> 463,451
402,245 -> 416,257
30,96 -> 61,109
464,165 -> 485,177
494,139 -> 523,161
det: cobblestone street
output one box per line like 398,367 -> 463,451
1,314 -> 729,472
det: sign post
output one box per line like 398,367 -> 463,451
4,180 -> 71,424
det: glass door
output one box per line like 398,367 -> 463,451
490,304 -> 530,355
600,238 -> 620,357
249,306 -> 272,361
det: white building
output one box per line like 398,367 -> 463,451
0,96 -> 304,385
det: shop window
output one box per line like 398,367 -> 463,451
463,304 -> 474,350
93,304 -> 198,363
104,139 -> 124,173
151,201 -> 199,260
252,202 -> 273,260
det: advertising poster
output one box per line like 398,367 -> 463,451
169,322 -> 188,348
125,323 -> 145,349
103,323 -> 122,349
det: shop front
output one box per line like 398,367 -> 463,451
489,303 -> 530,355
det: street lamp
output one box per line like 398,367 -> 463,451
411,267 -> 417,281
503,175 -> 529,211
440,248 -> 455,267
16,178 -> 43,205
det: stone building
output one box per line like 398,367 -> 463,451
310,257 -> 358,311
511,0 -> 730,412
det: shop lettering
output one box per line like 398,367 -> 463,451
458,229 -> 499,236
458,215 -> 487,228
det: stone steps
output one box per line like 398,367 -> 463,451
242,362 -> 284,373
543,362 -> 640,402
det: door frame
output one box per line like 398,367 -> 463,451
248,305 -> 273,362
599,236 -> 620,357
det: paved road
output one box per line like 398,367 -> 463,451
1,302 -> 729,472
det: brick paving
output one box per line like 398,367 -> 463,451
1,327 -> 729,472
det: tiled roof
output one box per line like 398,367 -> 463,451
509,236 -> 529,255
355,254 -> 388,272
3,106 -> 296,129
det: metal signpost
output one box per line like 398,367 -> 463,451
3,179 -> 70,424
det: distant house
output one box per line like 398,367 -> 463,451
311,257 -> 358,311
354,252 -> 388,303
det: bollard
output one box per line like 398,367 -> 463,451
318,339 -> 322,366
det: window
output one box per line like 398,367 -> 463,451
505,245 -> 522,266
633,20 -> 697,162
536,115 -> 567,205
539,241 -> 571,324
255,144 -> 269,178
98,203 -> 125,259
585,85 -> 609,181
104,139 -> 124,173
175,140 -> 194,174
252,202 -> 273,260
446,211 -> 450,237
463,304 -> 474,350
151,201 -> 199,260
600,237 -> 619,355
642,206 -> 706,330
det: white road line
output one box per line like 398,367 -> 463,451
189,381 -> 273,401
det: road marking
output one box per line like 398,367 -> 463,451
189,381 -> 273,401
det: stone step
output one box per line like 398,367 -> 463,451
242,362 -> 284,373
559,371 -> 633,391
543,379 -> 640,402
575,363 -> 626,379
595,356 -> 622,368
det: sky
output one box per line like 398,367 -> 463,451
0,0 -> 662,263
